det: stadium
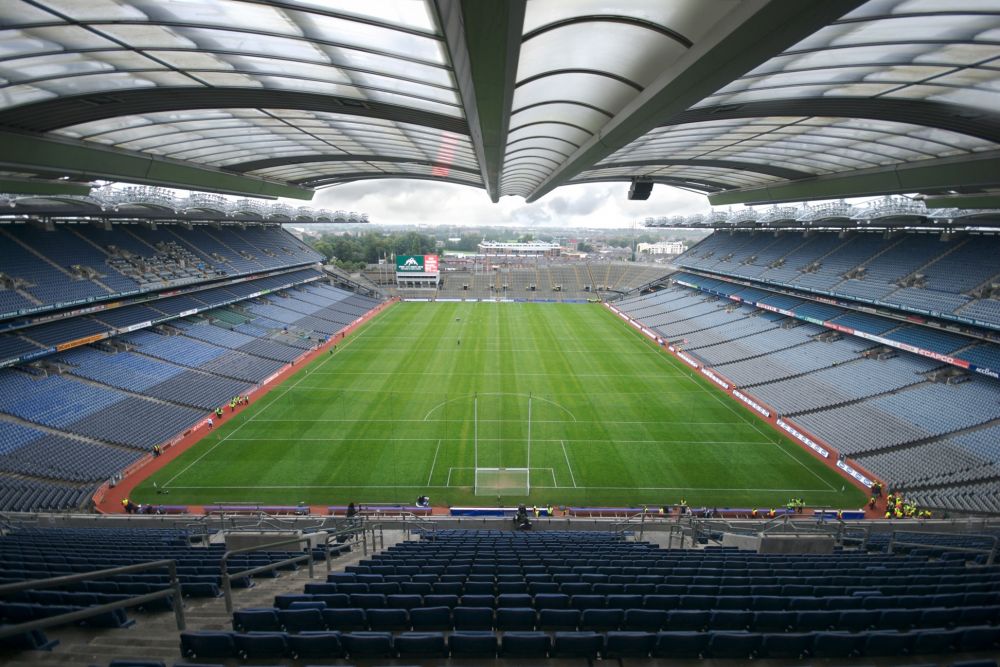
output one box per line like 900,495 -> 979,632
0,1 -> 999,665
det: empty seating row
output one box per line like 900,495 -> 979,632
243,601 -> 1000,633
182,625 -> 1000,661
0,223 -> 323,319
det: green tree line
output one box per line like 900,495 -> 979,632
309,231 -> 438,270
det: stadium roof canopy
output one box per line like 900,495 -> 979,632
1,0 -> 999,208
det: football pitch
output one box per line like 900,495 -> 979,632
133,302 -> 865,510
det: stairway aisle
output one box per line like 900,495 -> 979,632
5,531 -> 410,667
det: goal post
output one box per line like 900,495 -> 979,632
472,393 -> 533,496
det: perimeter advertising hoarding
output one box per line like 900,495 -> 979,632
396,255 -> 439,276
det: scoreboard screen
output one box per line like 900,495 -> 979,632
396,255 -> 439,277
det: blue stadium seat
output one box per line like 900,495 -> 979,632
423,593 -> 458,608
707,631 -> 762,659
534,593 -> 570,609
322,608 -> 366,631
604,630 -> 656,658
538,608 -> 580,630
500,631 -> 551,658
624,608 -> 667,631
386,594 -> 422,610
496,607 -> 536,631
366,608 -> 408,631
408,605 -> 451,631
761,631 -> 814,659
666,609 -> 709,631
958,625 -> 1000,652
286,631 -> 344,659
233,632 -> 287,660
233,608 -> 281,632
752,610 -> 795,632
709,609 -> 752,630
453,606 -> 493,631
653,631 -> 708,659
551,631 -> 604,658
581,608 -> 623,631
277,608 -> 324,633
394,631 -> 448,658
447,631 -> 497,658
180,631 -> 236,660
342,631 -> 394,658
812,631 -> 861,658
861,630 -> 913,657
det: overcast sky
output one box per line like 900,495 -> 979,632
301,179 -> 712,229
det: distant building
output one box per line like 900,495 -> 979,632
478,240 -> 561,257
637,241 -> 687,255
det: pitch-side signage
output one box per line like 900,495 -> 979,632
776,419 -> 829,458
837,459 -> 874,488
733,390 -> 771,418
700,367 -> 730,390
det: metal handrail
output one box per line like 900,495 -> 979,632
887,530 -> 998,566
221,535 -> 314,612
0,559 -> 185,638
183,518 -> 210,546
609,511 -> 646,539
399,512 -> 436,540
322,521 -> 368,570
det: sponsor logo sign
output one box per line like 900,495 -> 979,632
55,332 -> 107,352
700,367 -> 730,390
837,459 -> 874,488
118,320 -> 152,334
677,351 -> 699,368
777,419 -> 829,458
733,390 -> 770,417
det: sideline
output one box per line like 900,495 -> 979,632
94,298 -> 397,513
602,301 -> 885,517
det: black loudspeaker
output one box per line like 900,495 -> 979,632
628,179 -> 653,200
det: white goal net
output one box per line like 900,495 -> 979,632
474,467 -> 530,496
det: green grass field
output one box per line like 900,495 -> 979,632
133,302 -> 865,510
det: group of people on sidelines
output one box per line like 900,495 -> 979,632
206,394 -> 251,429
884,491 -> 932,520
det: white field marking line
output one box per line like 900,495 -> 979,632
167,483 -> 838,492
290,385 -> 696,398
162,319 -> 373,488
550,467 -> 558,488
637,333 -> 837,491
250,418 -> 752,426
427,439 -> 441,486
305,371 -> 691,378
421,393 -> 578,423
223,437 -> 773,446
446,466 -> 475,487
224,437 -> 772,446
561,440 -> 578,488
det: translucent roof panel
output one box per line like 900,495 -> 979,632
252,160 -> 483,187
583,114 -> 1000,192
2,0 -> 1000,203
54,107 -> 475,174
697,2 -> 1000,114
499,0 -> 745,197
0,0 -> 459,117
